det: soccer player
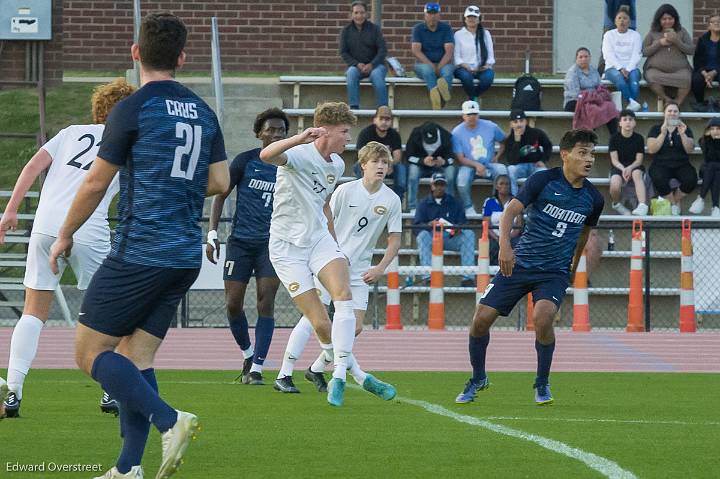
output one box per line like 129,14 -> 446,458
0,79 -> 135,418
48,13 -> 229,479
279,141 -> 401,400
456,129 -> 604,405
206,108 -> 288,385
260,101 -> 357,407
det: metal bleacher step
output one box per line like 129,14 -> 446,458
0,253 -> 27,260
0,300 -> 25,308
0,260 -> 27,267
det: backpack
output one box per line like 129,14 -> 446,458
510,74 -> 542,111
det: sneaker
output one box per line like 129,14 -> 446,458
242,371 -> 264,386
671,204 -> 681,216
688,197 -> 705,215
362,374 -> 396,400
100,391 -> 120,416
712,207 -> 720,217
157,411 -> 200,479
0,383 -> 8,419
534,383 -> 554,405
627,99 -> 642,112
455,377 -> 490,404
461,278 -> 475,288
327,377 -> 346,407
612,202 -> 632,215
465,205 -> 478,216
94,466 -> 144,479
436,77 -> 452,102
631,203 -> 649,216
429,87 -> 442,110
273,376 -> 300,393
3,391 -> 21,418
304,368 -> 328,392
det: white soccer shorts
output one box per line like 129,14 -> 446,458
314,277 -> 369,311
23,232 -> 109,291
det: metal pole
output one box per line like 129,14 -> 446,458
643,228 -> 651,331
132,0 -> 142,86
211,17 -> 225,127
37,42 -> 46,145
371,0 -> 382,26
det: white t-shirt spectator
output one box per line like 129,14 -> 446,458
453,27 -> 495,70
602,28 -> 643,72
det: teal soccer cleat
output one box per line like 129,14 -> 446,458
327,378 -> 346,407
362,374 -> 397,400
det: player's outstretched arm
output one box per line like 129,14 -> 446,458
260,127 -> 327,166
363,232 -> 401,284
498,198 -> 524,277
206,160 -> 230,197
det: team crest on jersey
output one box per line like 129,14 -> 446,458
288,282 -> 300,293
327,174 -> 336,184
374,205 -> 387,215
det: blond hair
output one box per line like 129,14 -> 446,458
91,79 -> 136,124
358,141 -> 391,165
313,101 -> 357,127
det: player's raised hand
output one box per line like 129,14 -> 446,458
49,236 -> 73,275
498,242 -> 515,277
297,127 -> 327,144
0,211 -> 18,245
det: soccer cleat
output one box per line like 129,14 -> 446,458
242,371 -> 264,386
304,368 -> 328,392
0,383 -> 8,419
688,197 -> 705,215
362,374 -> 396,401
100,391 -> 120,416
94,466 -> 144,479
238,356 -> 253,384
3,391 -> 21,418
327,378 -> 346,407
534,383 -> 554,405
273,376 -> 300,393
455,377 -> 490,404
156,411 -> 200,479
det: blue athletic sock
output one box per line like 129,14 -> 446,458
535,340 -> 556,386
469,333 -> 490,383
228,310 -> 251,351
116,368 -> 158,473
91,351 -> 177,433
253,316 -> 275,366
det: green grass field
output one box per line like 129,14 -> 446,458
2,370 -> 718,478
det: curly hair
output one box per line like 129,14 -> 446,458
253,107 -> 289,136
313,102 -> 357,127
91,79 -> 135,124
651,4 -> 682,32
358,141 -> 391,165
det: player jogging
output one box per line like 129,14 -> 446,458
48,13 -> 229,479
260,101 -> 358,407
279,141 -> 400,400
206,108 -> 288,385
0,80 -> 134,418
456,129 -> 604,405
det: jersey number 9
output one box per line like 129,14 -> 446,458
551,221 -> 567,238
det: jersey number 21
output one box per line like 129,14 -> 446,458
171,122 -> 202,180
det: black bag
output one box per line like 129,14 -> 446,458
510,74 -> 542,111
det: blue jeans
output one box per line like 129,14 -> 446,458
353,161 -> 408,201
414,63 -> 455,91
417,229 -> 476,279
457,162 -> 508,209
507,162 -> 547,195
407,163 -> 457,210
346,64 -> 388,108
603,68 -> 641,103
454,67 -> 495,99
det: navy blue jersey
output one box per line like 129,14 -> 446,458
229,148 -> 276,243
98,80 -> 226,268
514,168 -> 604,273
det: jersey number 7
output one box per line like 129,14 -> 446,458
171,122 -> 202,180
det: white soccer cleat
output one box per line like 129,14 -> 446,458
688,197 -> 705,215
612,202 -> 632,216
94,466 -> 144,479
631,203 -> 649,216
156,411 -> 200,479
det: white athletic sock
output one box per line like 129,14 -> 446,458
277,316 -> 313,379
7,314 -> 44,399
310,343 -> 333,373
242,346 -> 254,360
348,354 -> 368,385
249,362 -> 263,374
331,301 -> 355,381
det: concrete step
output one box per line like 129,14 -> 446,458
0,300 -> 24,307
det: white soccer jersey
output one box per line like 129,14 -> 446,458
270,142 -> 345,247
330,179 -> 402,281
33,124 -> 119,246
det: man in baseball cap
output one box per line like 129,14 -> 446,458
411,3 -> 455,109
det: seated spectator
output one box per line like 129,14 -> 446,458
414,173 -> 476,286
564,47 -> 618,134
598,0 -> 637,74
405,121 -> 456,213
689,117 -> 720,216
646,102 -> 696,215
495,109 -> 551,195
411,3 -> 454,110
340,1 -> 388,109
353,106 -> 406,201
642,4 -> 694,107
691,14 -> 720,112
481,174 -> 521,265
602,5 -> 643,111
453,5 -> 495,101
608,109 -> 648,215
452,100 -> 507,215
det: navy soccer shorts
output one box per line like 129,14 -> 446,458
223,239 -> 277,283
79,257 -> 199,339
478,266 -> 570,316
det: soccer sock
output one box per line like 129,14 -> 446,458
469,333 -> 490,383
310,343 -> 333,374
348,354 -> 367,385
278,316 -> 313,378
116,368 -> 158,474
228,310 -> 252,352
253,316 -> 275,366
535,340 -> 556,386
91,351 -> 177,433
331,300 -> 355,381
7,314 -> 44,399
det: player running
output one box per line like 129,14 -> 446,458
49,13 -> 229,479
260,101 -> 358,407
456,129 -> 604,406
0,79 -> 134,418
278,141 -> 400,400
206,108 -> 288,385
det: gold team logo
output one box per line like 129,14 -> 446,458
327,174 -> 336,184
288,282 -> 300,293
374,205 -> 388,215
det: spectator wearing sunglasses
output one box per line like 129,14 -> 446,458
453,5 -> 495,102
411,2 -> 455,110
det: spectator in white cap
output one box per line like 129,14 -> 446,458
453,5 -> 495,101
452,100 -> 507,215
411,3 -> 455,110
